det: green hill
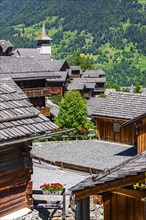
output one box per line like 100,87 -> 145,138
1,0 -> 146,86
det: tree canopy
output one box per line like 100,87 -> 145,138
54,91 -> 94,134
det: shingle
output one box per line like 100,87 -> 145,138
0,84 -> 58,143
93,92 -> 146,119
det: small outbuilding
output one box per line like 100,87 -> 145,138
92,92 -> 146,153
70,151 -> 146,220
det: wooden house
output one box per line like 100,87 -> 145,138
67,77 -> 105,98
70,151 -> 146,220
92,92 -> 146,153
122,112 -> 146,153
83,70 -> 106,95
0,56 -> 69,116
0,40 -> 14,56
0,83 -> 58,217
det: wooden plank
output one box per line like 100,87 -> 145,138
112,188 -> 146,201
0,192 -> 26,207
117,194 -> 126,220
0,201 -> 26,218
135,199 -> 144,220
111,193 -> 117,220
103,192 -> 111,220
126,196 -> 135,220
74,173 -> 145,200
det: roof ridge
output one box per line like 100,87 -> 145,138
92,151 -> 144,182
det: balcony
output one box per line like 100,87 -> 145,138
23,88 -> 51,97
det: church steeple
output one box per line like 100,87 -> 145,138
37,23 -> 52,55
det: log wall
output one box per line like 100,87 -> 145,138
96,118 -> 136,146
103,192 -> 145,220
0,145 -> 33,217
137,117 -> 146,153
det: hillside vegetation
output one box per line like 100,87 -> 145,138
1,0 -> 146,86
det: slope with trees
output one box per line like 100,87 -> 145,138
1,0 -> 146,86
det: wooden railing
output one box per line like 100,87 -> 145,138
23,87 -> 51,97
23,87 -> 63,97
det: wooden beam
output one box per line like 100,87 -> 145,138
74,173 -> 145,200
112,188 -> 146,201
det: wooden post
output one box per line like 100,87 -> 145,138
83,197 -> 90,220
75,197 -> 90,220
62,189 -> 66,220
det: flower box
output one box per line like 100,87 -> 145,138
42,190 -> 63,195
40,182 -> 64,195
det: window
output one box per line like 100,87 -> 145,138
113,123 -> 121,132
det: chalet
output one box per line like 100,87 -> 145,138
82,70 -> 106,95
0,56 -> 69,115
67,77 -> 105,98
92,92 -> 146,153
0,40 -> 14,56
122,112 -> 146,153
70,150 -> 146,220
0,83 -> 58,218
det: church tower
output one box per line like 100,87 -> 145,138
37,23 -> 52,55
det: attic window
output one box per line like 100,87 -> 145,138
113,123 -> 121,132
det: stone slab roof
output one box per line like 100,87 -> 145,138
70,150 -> 146,192
70,66 -> 81,70
87,97 -> 104,116
32,140 -> 136,170
83,70 -> 106,78
0,78 -> 27,98
0,56 -> 49,73
0,84 -> 58,144
93,92 -> 146,120
40,60 -> 69,71
122,112 -> 146,127
67,78 -> 104,91
13,48 -> 52,61
0,40 -> 14,52
46,71 -> 67,82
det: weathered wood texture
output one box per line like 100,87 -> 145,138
103,192 -> 145,220
137,118 -> 146,153
75,197 -> 90,220
0,145 -> 33,217
96,118 -> 136,146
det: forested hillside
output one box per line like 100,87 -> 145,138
1,0 -> 146,86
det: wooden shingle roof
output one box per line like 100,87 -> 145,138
70,150 -> 146,199
93,92 -> 146,120
0,84 -> 58,145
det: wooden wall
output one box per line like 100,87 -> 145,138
137,117 -> 146,153
0,144 -> 33,217
103,192 -> 145,220
96,118 -> 136,146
